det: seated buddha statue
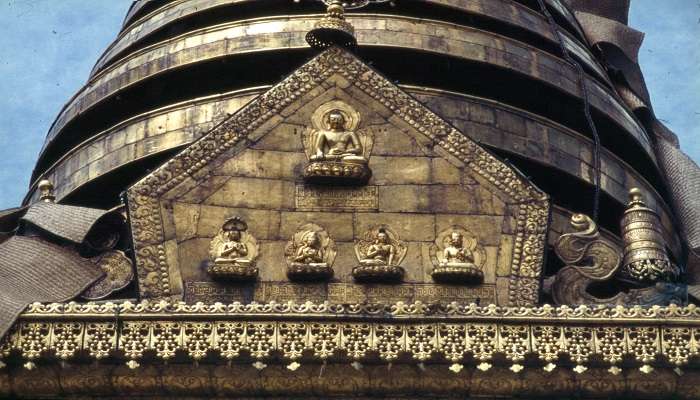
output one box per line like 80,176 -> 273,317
291,231 -> 327,268
440,232 -> 476,268
309,110 -> 367,164
359,229 -> 396,266
208,217 -> 258,280
214,222 -> 251,267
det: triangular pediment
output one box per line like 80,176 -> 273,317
127,47 -> 549,306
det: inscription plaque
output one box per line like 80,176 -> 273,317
295,185 -> 378,211
184,282 -> 255,303
185,281 -> 496,304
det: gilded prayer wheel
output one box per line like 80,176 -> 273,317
619,188 -> 674,285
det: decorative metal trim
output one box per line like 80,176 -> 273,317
5,301 -> 700,368
17,301 -> 700,322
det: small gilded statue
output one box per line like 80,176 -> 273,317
285,224 -> 336,281
310,110 -> 366,163
353,226 -> 407,283
442,232 -> 475,267
430,227 -> 485,284
303,101 -> 372,182
207,217 -> 259,281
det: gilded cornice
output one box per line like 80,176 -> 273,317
17,300 -> 700,323
3,301 -> 700,370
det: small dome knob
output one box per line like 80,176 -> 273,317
38,179 -> 56,203
627,187 -> 645,208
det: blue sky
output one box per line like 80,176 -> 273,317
0,0 -> 697,209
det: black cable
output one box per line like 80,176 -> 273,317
536,0 -> 602,222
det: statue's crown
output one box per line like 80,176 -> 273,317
222,216 -> 248,232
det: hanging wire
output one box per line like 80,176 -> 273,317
536,0 -> 602,221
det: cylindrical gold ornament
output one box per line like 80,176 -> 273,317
619,188 -> 674,285
306,1 -> 357,50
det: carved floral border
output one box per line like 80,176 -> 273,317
126,47 -> 549,305
4,305 -> 700,369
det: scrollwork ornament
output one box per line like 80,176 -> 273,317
374,324 -> 404,361
341,324 -> 371,360
214,322 -> 245,360
407,325 -> 437,361
310,323 -> 340,359
550,213 -> 684,307
51,322 -> 82,360
509,202 -> 548,305
83,250 -> 135,300
438,324 -> 467,363
247,323 -> 275,359
564,327 -> 593,364
319,0 -> 393,9
279,323 -> 308,360
550,214 -> 625,305
85,323 -> 116,360
183,323 -> 213,361
466,324 -> 496,361
19,323 -> 50,360
595,327 -> 626,364
532,326 -> 563,362
499,325 -> 529,362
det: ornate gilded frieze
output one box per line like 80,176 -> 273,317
3,301 -> 700,372
126,46 -> 549,306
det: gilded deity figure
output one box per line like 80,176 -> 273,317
216,228 -> 249,264
440,232 -> 476,268
285,224 -> 336,281
359,229 -> 396,267
303,101 -> 373,182
353,226 -> 407,283
431,227 -> 485,284
292,231 -> 327,266
310,110 -> 367,164
208,217 -> 258,280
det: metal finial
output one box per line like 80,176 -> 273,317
306,1 -> 357,50
627,187 -> 645,208
38,179 -> 55,203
